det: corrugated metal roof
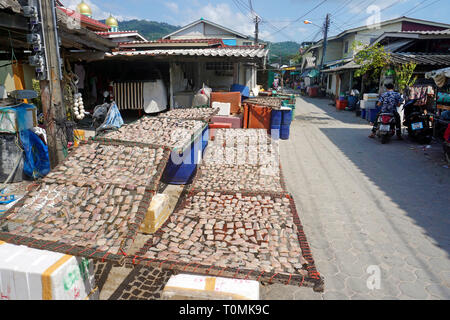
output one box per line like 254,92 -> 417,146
109,47 -> 268,58
404,29 -> 450,35
383,40 -> 414,53
0,0 -> 21,13
390,53 -> 450,66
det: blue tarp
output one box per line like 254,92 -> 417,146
231,84 -> 250,100
11,103 -> 50,179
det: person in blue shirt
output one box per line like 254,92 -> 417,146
369,83 -> 404,139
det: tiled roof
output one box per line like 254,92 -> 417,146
108,47 -> 268,58
95,30 -> 140,35
57,7 -> 109,31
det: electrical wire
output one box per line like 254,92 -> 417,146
331,0 -> 355,17
402,0 -> 442,16
401,0 -> 432,16
265,0 -> 329,37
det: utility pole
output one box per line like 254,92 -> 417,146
254,15 -> 261,44
319,13 -> 330,70
249,0 -> 260,45
35,0 -> 66,168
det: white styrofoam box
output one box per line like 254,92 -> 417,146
212,101 -> 231,116
0,241 -> 97,300
0,106 -> 37,133
360,100 -> 377,110
162,273 -> 260,300
140,193 -> 172,234
363,93 -> 379,101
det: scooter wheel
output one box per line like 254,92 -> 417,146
381,135 -> 389,144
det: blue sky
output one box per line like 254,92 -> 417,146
62,0 -> 450,43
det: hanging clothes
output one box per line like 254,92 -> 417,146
409,85 -> 435,106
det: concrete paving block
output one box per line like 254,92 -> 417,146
399,282 -> 430,300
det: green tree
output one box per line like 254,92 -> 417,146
352,41 -> 390,81
394,61 -> 417,94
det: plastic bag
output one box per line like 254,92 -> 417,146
97,102 -> 124,134
20,129 -> 50,179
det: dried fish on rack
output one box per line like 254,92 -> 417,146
213,128 -> 276,147
158,107 -> 219,122
97,117 -> 205,151
43,142 -> 169,190
0,182 -> 152,255
137,191 -> 306,275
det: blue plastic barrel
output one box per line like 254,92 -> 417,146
271,124 -> 280,140
201,126 -> 209,150
280,124 -> 290,140
161,128 -> 206,185
368,108 -> 378,123
271,109 -> 282,126
361,109 -> 366,120
281,109 -> 292,125
348,96 -> 357,108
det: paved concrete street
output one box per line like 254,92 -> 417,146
261,96 -> 450,300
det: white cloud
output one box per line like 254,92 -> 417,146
164,2 -> 179,13
60,0 -> 137,21
182,2 -> 257,39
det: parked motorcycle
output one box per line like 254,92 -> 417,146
375,112 -> 397,144
403,99 -> 433,144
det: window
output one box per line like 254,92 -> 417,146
243,41 -> 253,46
206,62 -> 233,71
344,41 -> 349,54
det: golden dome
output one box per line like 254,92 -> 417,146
76,1 -> 92,17
105,15 -> 118,27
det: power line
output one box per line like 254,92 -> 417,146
334,0 -> 402,31
410,0 -> 443,14
331,0 -> 355,17
401,0 -> 432,16
265,0 -> 329,37
231,0 -> 297,41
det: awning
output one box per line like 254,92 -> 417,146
390,53 -> 450,66
321,61 -> 361,73
301,69 -> 320,78
425,67 -> 450,87
383,40 -> 414,53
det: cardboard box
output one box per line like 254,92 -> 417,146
0,241 -> 96,300
162,274 -> 260,300
140,193 -> 172,234
210,115 -> 243,128
212,102 -> 231,116
210,92 -> 241,114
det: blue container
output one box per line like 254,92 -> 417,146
361,109 -> 366,119
339,96 -> 346,101
231,84 -> 250,100
348,96 -> 357,108
201,126 -> 209,150
281,109 -> 293,125
280,124 -> 290,140
271,109 -> 282,126
162,127 -> 207,185
270,124 -> 280,140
